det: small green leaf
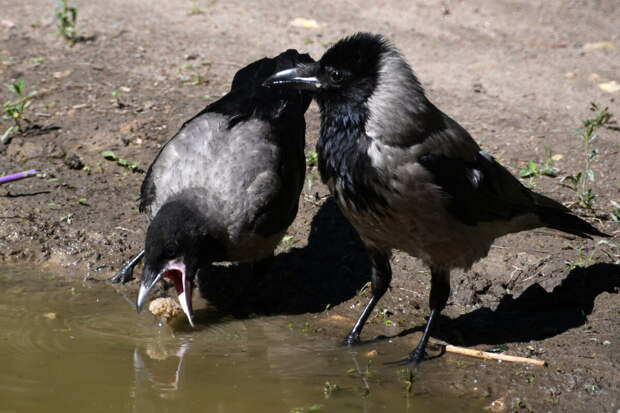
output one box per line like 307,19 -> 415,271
306,150 -> 318,168
13,77 -> 25,96
101,150 -> 117,160
575,127 -> 586,138
519,161 -> 538,178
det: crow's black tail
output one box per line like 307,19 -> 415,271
533,192 -> 609,239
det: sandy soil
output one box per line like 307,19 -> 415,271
1,0 -> 619,411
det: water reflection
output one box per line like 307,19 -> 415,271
133,341 -> 190,393
126,328 -> 377,412
0,267 -> 484,413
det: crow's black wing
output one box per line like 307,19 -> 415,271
419,150 -> 607,238
419,150 -> 532,226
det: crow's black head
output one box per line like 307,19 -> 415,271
138,199 -> 212,326
231,49 -> 314,93
265,32 -> 430,144
264,33 -> 391,106
205,49 -> 314,125
317,33 -> 386,94
267,49 -> 314,115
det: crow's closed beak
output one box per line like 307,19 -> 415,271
263,67 -> 321,90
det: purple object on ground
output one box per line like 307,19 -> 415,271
0,169 -> 37,185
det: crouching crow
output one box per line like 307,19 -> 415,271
111,50 -> 313,326
264,33 -> 608,364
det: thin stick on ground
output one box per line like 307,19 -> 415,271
0,169 -> 37,185
433,343 -> 547,366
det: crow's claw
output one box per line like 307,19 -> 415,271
109,250 -> 145,284
342,333 -> 361,346
384,349 -> 425,367
108,265 -> 135,284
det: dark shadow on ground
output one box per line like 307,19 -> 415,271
394,263 -> 619,346
3,191 -> 50,198
197,198 -> 371,316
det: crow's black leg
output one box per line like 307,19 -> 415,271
406,266 -> 450,364
109,250 -> 145,284
344,249 -> 391,345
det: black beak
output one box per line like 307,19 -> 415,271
263,67 -> 321,91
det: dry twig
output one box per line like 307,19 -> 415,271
432,343 -> 547,366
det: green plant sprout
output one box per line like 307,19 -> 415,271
375,306 -> 395,325
55,0 -> 77,42
305,150 -> 319,193
2,78 -> 37,142
280,234 -> 294,250
101,151 -> 144,173
519,146 -> 558,178
561,103 -> 613,210
564,241 -> 595,269
306,150 -> 318,168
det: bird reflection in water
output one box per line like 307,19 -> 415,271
131,340 -> 190,398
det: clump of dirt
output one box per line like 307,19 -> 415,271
1,1 -> 618,411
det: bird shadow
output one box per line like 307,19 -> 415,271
198,198 -> 618,346
392,262 -> 619,346
197,198 -> 371,316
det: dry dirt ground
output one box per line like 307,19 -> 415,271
1,0 -> 619,411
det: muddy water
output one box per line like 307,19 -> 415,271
0,267 -> 484,413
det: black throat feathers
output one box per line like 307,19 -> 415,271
316,101 -> 389,216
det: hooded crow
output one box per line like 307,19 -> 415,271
111,49 -> 313,326
264,33 -> 609,364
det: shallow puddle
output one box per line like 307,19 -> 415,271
0,267 -> 485,412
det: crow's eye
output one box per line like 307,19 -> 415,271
330,70 -> 344,84
164,241 -> 178,259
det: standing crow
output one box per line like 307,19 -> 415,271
264,33 -> 608,364
111,49 -> 313,326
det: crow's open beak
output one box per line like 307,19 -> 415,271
263,67 -> 321,90
137,258 -> 194,327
